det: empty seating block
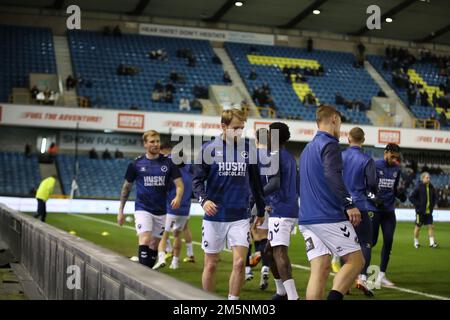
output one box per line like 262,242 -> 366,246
68,30 -> 225,113
0,152 -> 41,196
57,154 -> 136,199
0,25 -> 57,102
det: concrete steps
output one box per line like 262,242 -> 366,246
53,35 -> 78,107
212,47 -> 260,118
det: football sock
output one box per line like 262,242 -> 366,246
327,290 -> 344,300
274,278 -> 286,296
283,279 -> 299,300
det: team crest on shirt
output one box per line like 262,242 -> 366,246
240,151 -> 249,159
393,172 -> 398,178
140,167 -> 146,172
161,165 -> 168,172
379,170 -> 384,176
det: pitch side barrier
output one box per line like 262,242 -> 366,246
0,204 -> 221,300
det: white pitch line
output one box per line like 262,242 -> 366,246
67,214 -> 450,300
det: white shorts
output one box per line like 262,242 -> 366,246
201,219 -> 251,254
134,210 -> 166,238
268,217 -> 298,247
165,214 -> 189,233
299,221 -> 361,261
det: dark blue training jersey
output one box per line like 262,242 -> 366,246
366,159 -> 401,213
167,164 -> 193,216
192,137 -> 266,222
265,147 -> 299,218
342,146 -> 377,212
258,147 -> 271,202
125,154 -> 181,215
299,131 -> 354,225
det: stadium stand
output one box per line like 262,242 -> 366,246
56,154 -> 135,199
225,43 -> 379,124
368,52 -> 450,130
68,30 -> 226,112
0,152 -> 41,196
0,25 -> 57,102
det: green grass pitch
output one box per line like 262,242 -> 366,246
41,213 -> 450,300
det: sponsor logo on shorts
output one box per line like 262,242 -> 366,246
305,237 -> 314,252
355,236 -> 359,244
340,225 -> 350,238
336,246 -> 343,253
137,224 -> 142,229
273,221 -> 280,233
203,240 -> 209,248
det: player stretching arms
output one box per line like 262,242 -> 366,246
342,127 -> 378,297
192,108 -> 266,300
367,143 -> 406,288
299,105 -> 364,300
153,150 -> 194,270
264,122 -> 300,300
117,130 -> 184,268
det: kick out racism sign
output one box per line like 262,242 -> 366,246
60,131 -> 143,152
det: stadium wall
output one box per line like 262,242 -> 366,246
0,204 -> 221,300
2,197 -> 450,222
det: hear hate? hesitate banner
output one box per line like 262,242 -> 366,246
1,104 -> 449,150
139,23 -> 275,46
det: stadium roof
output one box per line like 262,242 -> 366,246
4,0 -> 450,46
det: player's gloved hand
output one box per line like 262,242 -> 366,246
203,200 -> 218,216
117,212 -> 125,226
346,207 -> 361,226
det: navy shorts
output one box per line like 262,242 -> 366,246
415,213 -> 433,227
355,210 -> 373,248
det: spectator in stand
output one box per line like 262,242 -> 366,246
295,73 -> 306,83
223,71 -> 232,84
165,81 -> 176,94
164,90 -> 174,103
48,142 -> 58,162
30,85 -> 39,100
179,97 -> 191,111
303,92 -> 317,107
102,26 -> 111,36
66,75 -> 76,90
102,149 -> 112,160
115,149 -> 124,159
377,89 -> 387,97
154,80 -> 164,93
249,69 -> 257,80
212,54 -> 222,65
262,82 -> 271,95
420,90 -> 429,106
113,25 -> 122,37
188,55 -> 196,67
170,70 -> 179,82
439,111 -> 448,127
25,143 -> 32,158
335,92 -> 345,105
89,148 -> 98,159
307,37 -> 313,52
